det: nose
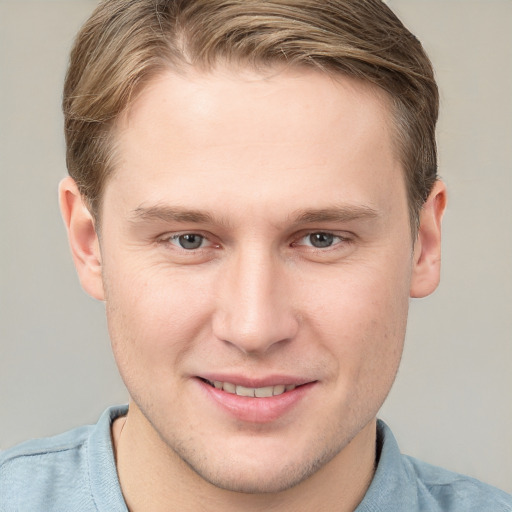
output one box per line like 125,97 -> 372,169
212,247 -> 299,355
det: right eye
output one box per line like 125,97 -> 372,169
168,233 -> 209,250
303,232 -> 337,248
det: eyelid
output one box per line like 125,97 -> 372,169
157,231 -> 217,249
292,230 -> 352,248
155,229 -> 353,251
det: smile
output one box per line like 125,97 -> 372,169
197,376 -> 317,423
201,378 -> 297,397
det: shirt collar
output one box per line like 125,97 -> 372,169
355,419 -> 426,511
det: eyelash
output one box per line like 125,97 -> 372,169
157,231 -> 352,252
159,232 -> 216,251
292,232 -> 350,250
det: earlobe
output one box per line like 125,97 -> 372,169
410,180 -> 447,299
59,177 -> 105,301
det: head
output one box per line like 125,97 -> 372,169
64,0 -> 438,233
60,0 -> 446,498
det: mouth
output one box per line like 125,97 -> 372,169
196,376 -> 317,423
199,377 -> 300,398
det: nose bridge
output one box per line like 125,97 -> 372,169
213,244 -> 297,354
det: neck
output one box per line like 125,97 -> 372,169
113,404 -> 377,512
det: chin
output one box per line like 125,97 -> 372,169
175,435 -> 343,495
190,460 -> 315,494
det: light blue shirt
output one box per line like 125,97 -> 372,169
1,406 -> 511,511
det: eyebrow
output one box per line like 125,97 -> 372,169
129,203 -> 380,227
130,205 -> 230,227
290,204 -> 380,224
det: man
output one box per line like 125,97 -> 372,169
0,0 -> 510,510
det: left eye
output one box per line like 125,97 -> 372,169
299,232 -> 342,248
170,233 -> 207,250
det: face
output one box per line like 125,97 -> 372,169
82,67 -> 426,493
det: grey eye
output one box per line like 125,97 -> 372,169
309,233 -> 334,248
177,234 -> 204,250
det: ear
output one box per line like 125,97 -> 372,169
59,177 -> 105,301
410,180 -> 447,298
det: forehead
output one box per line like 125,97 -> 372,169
107,65 -> 404,224
119,65 -> 395,155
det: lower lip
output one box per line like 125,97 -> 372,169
196,379 -> 316,423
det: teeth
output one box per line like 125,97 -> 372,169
236,385 -> 255,397
273,384 -> 286,396
255,386 -> 274,398
209,380 -> 297,398
223,382 -> 236,394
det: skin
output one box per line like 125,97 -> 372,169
60,66 -> 446,511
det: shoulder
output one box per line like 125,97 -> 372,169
0,423 -> 91,464
361,420 -> 512,512
0,425 -> 93,510
402,454 -> 512,511
0,406 -> 128,512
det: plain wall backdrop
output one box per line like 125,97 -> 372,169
1,0 -> 511,494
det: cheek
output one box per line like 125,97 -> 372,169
313,276 -> 409,429
103,262 -> 214,385
308,255 -> 411,380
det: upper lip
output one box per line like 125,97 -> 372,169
197,373 -> 315,388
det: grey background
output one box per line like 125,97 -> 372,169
1,0 -> 511,494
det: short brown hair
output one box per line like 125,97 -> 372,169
63,0 -> 438,230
